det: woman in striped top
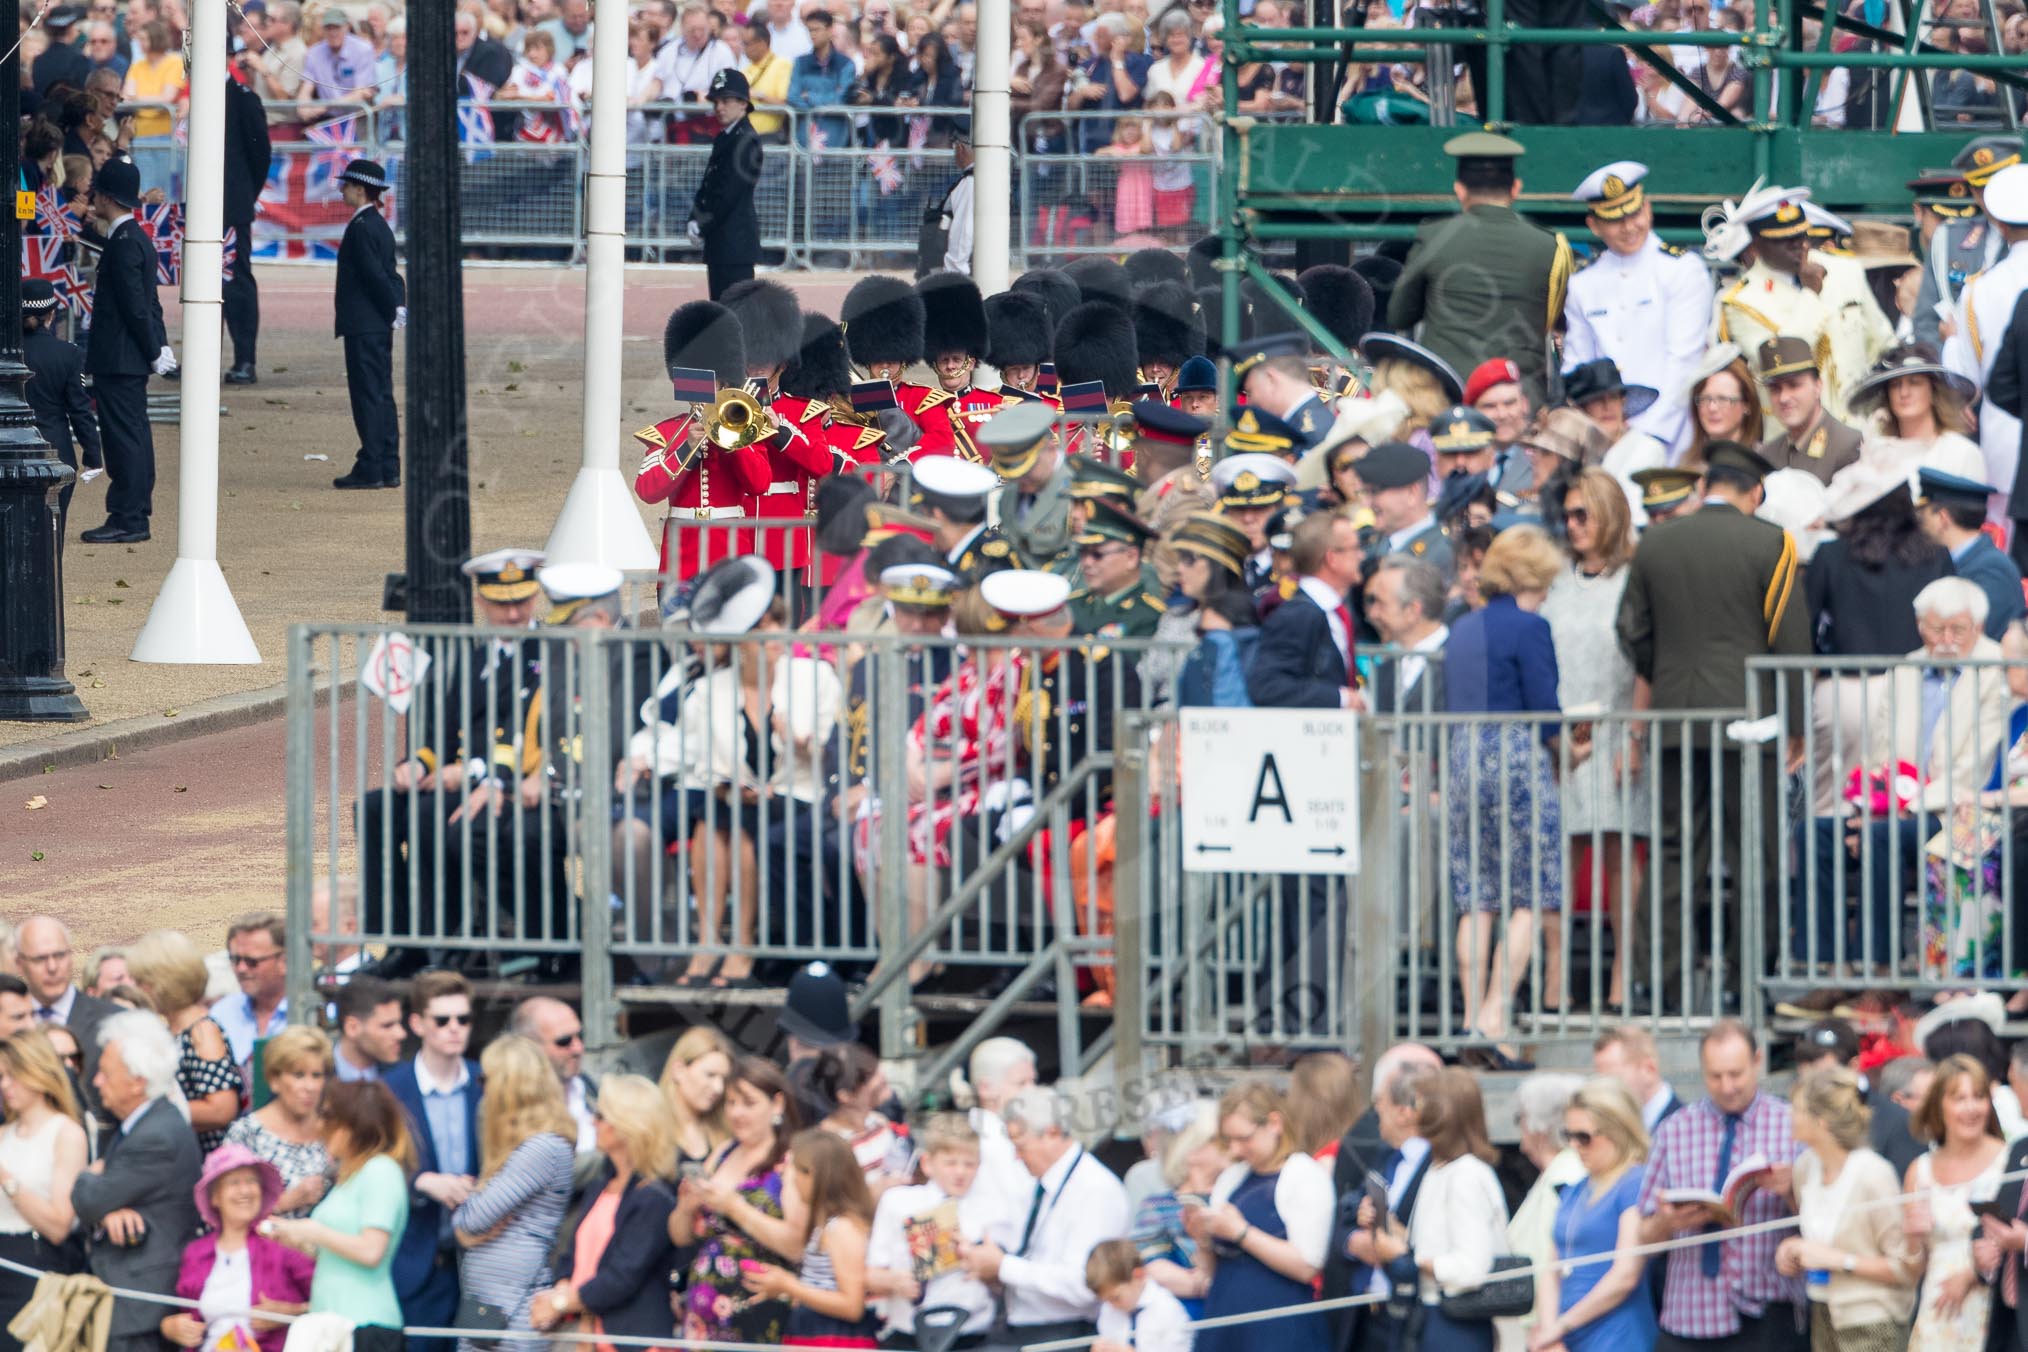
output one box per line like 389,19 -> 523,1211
742,1130 -> 881,1349
452,1035 -> 576,1352
795,1045 -> 909,1197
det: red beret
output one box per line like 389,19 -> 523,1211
1463,358 -> 1522,408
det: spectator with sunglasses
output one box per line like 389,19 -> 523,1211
214,912 -> 289,1080
511,998 -> 599,1161
385,971 -> 485,1352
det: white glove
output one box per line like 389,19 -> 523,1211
686,221 -> 702,244
394,305 -> 409,331
78,467 -> 104,484
153,345 -> 178,376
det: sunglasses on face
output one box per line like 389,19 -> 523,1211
553,1031 -> 584,1048
1564,507 -> 1589,525
431,1013 -> 473,1028
229,951 -> 278,968
1561,1129 -> 1596,1147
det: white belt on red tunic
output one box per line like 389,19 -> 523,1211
683,506 -> 748,521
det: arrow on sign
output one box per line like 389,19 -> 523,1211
1308,845 -> 1347,857
1195,843 -> 1233,855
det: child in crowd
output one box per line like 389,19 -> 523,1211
865,1114 -> 1002,1345
742,1129 -> 882,1348
1098,115 -> 1155,237
1144,92 -> 1198,239
1088,1238 -> 1194,1352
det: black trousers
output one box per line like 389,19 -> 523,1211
93,372 -> 154,530
343,329 -> 399,480
706,258 -> 754,299
1656,744 -> 1783,1011
1656,1303 -> 1807,1352
358,787 -> 472,954
1500,0 -> 1585,123
223,217 -> 258,367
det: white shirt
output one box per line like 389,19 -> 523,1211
1561,233 -> 1713,456
197,1245 -> 255,1352
941,173 -> 974,276
1945,239 -> 2028,512
867,1181 -> 1006,1335
413,1054 -> 472,1096
1368,1136 -> 1430,1297
655,36 -> 737,99
768,17 -> 813,59
1297,574 -> 1352,672
969,1108 -> 1033,1223
33,986 -> 79,1024
1406,1155 -> 1510,1305
993,1145 -> 1130,1328
1095,1279 -> 1193,1352
1398,624 -> 1448,705
565,1076 -> 597,1154
1642,1085 -> 1677,1134
1208,1151 -> 1335,1271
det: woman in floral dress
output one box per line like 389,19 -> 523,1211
674,1059 -> 807,1346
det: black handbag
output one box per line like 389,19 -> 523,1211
453,1293 -> 510,1333
1437,1254 -> 1535,1321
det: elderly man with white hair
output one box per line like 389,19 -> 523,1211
958,1086 -> 1129,1344
74,1011 -> 202,1352
1506,1073 -> 1589,1347
1800,575 -> 2013,976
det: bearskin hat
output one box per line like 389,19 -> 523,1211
781,312 -> 853,401
814,475 -> 877,556
1241,274 -> 1307,341
918,273 -> 989,361
1123,247 -> 1189,290
1131,281 -> 1204,369
1054,301 -> 1140,399
719,278 -> 802,372
1298,265 -> 1375,351
1186,235 -> 1222,290
1011,269 -> 1081,336
1194,284 -> 1228,361
663,300 -> 746,389
1352,255 -> 1404,336
1062,255 -> 1134,311
841,275 -> 925,368
985,291 -> 1052,370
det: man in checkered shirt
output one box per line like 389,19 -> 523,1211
1636,1020 -> 1808,1350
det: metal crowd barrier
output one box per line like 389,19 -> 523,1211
285,616 -> 1182,1074
1752,650 -> 2028,1001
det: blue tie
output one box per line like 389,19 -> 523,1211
1703,1113 -> 1741,1278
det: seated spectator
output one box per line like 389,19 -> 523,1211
124,929 -> 243,1155
1914,464 -> 2026,640
76,1011 -> 203,1352
452,1035 -> 576,1352
674,1057 -> 806,1345
0,1030 -> 89,1338
1804,577 -> 2011,973
741,1130 -> 880,1344
959,1086 -> 1130,1345
163,1146 -> 314,1352
265,1081 -> 412,1352
1089,1238 -> 1193,1352
1533,1078 -> 1658,1352
1776,1068 -> 1917,1346
224,1025 -> 335,1218
532,1075 -> 682,1346
1185,1081 -> 1332,1352
1444,525 -> 1564,1064
1683,346 -> 1764,470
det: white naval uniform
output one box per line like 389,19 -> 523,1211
1562,234 -> 1713,456
1945,238 -> 2028,528
1811,248 -> 1896,417
1711,260 -> 1840,418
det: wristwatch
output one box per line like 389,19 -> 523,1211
1841,1254 -> 1857,1274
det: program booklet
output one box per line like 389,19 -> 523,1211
903,1200 -> 963,1285
1660,1153 -> 1773,1227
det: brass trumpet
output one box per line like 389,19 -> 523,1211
1093,403 -> 1139,471
704,388 -> 779,451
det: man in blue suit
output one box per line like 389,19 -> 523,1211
1247,510 -> 1366,709
1916,466 -> 2026,638
1338,1062 -> 1437,1352
383,971 -> 483,1352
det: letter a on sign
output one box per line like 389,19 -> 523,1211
1249,753 -> 1293,824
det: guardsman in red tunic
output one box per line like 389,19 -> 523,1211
1055,299 -> 1143,472
985,289 -> 1061,413
919,274 -> 1014,463
780,312 -> 893,477
721,279 -> 833,571
1129,280 -> 1204,401
842,274 -> 960,460
633,301 -> 770,593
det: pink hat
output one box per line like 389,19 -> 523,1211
194,1143 -> 285,1232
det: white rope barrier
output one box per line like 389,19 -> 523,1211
1,1156 -> 2020,1352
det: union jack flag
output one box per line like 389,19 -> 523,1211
138,203 -> 184,284
459,73 -> 497,158
21,234 -> 71,281
509,61 -> 580,143
868,142 -> 903,196
27,187 -> 78,239
53,267 -> 91,325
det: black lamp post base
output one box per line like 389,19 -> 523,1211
0,677 -> 88,723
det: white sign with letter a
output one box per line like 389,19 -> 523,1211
1178,707 -> 1359,875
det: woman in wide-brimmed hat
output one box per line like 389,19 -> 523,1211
164,1145 -> 313,1352
1848,342 -> 1981,475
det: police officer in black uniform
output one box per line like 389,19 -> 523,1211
689,68 -> 763,300
32,5 -> 90,97
22,279 -> 101,545
222,66 -> 274,384
332,159 -> 406,490
81,158 -> 173,545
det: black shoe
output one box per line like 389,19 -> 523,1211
333,469 -> 385,489
224,364 -> 258,384
80,522 -> 149,543
381,473 -> 400,489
